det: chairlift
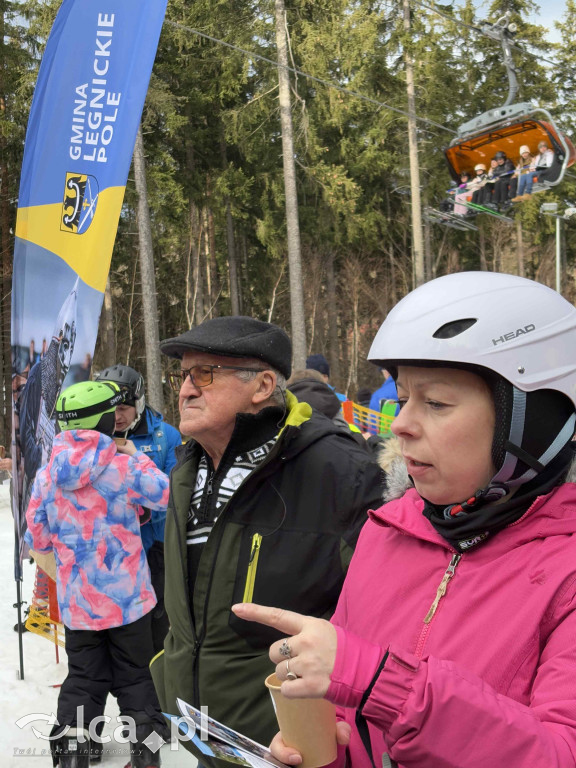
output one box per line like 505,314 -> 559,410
443,14 -> 575,192
445,104 -> 575,190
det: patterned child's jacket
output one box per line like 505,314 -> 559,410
25,429 -> 170,630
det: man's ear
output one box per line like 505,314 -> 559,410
252,371 -> 277,404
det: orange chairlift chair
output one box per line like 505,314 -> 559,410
444,13 -> 575,195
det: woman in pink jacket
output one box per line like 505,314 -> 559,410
234,271 -> 576,768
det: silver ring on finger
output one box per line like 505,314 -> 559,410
279,639 -> 292,658
285,659 -> 298,681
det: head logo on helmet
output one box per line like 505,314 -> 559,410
96,366 -> 144,408
56,381 -> 124,436
95,364 -> 145,431
492,324 -> 536,346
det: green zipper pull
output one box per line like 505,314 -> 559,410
423,554 -> 461,624
242,533 -> 262,603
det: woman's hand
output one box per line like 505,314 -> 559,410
269,722 -> 352,765
231,603 -> 338,699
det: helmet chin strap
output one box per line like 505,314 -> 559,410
124,412 -> 142,433
121,396 -> 145,433
492,388 -> 576,488
444,388 -> 576,520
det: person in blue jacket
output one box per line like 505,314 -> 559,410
369,367 -> 398,413
96,364 -> 181,651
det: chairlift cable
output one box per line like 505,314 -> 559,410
166,19 -> 457,134
411,0 -> 558,67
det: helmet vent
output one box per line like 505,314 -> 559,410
433,318 -> 477,339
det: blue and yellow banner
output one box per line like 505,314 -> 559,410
11,0 -> 167,570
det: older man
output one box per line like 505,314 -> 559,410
151,316 -> 384,755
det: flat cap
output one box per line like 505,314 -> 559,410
160,316 -> 292,379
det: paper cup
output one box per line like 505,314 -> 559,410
113,437 -> 127,446
265,673 -> 337,768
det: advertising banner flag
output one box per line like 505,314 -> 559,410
11,0 -> 167,572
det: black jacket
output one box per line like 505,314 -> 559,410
150,393 -> 385,751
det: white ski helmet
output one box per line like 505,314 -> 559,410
369,271 -> 576,492
368,271 -> 576,407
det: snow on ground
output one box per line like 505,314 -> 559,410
0,480 -> 195,767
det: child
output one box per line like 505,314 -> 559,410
469,163 -> 488,205
25,380 -> 170,768
453,170 -> 472,215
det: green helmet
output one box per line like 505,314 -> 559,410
56,381 -> 125,432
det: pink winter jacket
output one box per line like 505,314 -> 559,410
326,483 -> 576,768
25,430 -> 169,631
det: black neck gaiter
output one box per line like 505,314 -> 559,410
422,444 -> 575,552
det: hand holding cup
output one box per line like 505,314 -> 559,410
232,604 -> 340,768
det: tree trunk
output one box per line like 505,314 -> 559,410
346,278 -> 359,397
325,251 -> 340,385
389,247 -> 397,304
190,202 -> 204,324
206,205 -> 219,316
403,0 -> 425,288
184,120 -> 204,326
226,202 -> 240,314
267,263 -> 286,324
479,227 -> 488,271
133,125 -> 164,412
202,207 -> 212,314
100,277 -> 117,367
219,133 -> 241,315
275,0 -> 307,368
424,217 -> 433,280
516,218 -> 525,277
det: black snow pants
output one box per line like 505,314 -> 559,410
147,541 -> 169,654
57,612 -> 163,730
493,176 -> 511,204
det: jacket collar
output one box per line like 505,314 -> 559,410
374,447 -> 576,552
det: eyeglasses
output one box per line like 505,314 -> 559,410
167,364 -> 266,391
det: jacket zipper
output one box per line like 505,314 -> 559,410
242,533 -> 262,603
414,553 -> 461,659
192,440 -> 286,706
199,467 -> 214,522
423,554 -> 461,623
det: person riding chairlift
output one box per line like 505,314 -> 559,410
468,163 -> 488,205
453,171 -> 471,215
535,140 -> 556,184
511,145 -> 537,201
490,150 -> 515,207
